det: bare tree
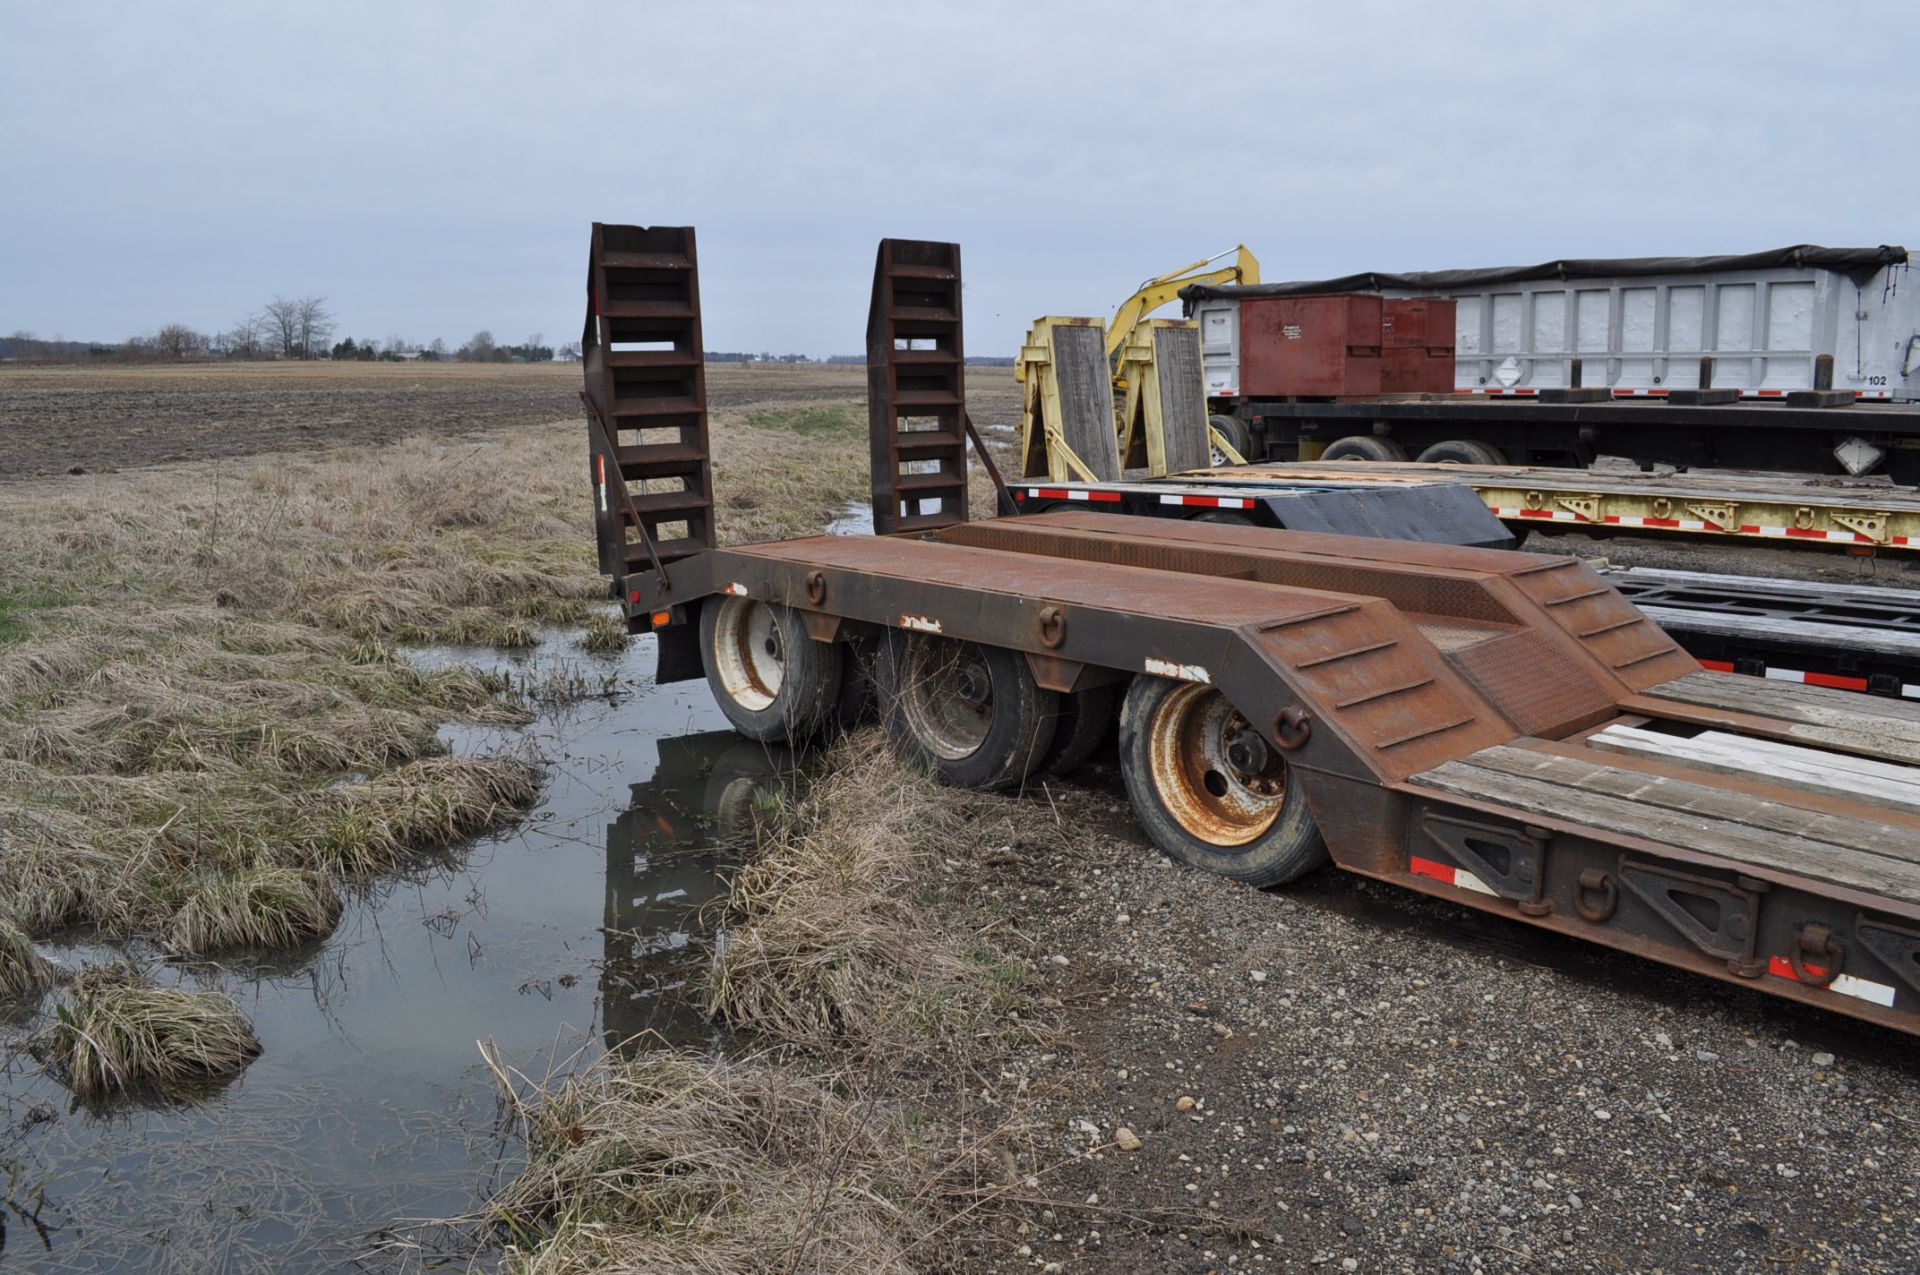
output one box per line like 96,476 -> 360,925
295,296 -> 334,360
226,311 -> 267,359
260,294 -> 333,358
262,296 -> 300,358
557,339 -> 582,361
153,323 -> 209,360
461,330 -> 496,362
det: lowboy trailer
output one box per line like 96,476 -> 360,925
585,225 -> 1920,1038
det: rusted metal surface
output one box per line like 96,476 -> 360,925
867,240 -> 969,534
582,223 -> 714,620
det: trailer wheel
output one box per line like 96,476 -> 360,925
1415,439 -> 1509,465
879,633 -> 1059,789
1321,435 -> 1407,463
1190,510 -> 1254,526
1118,676 -> 1328,886
1040,683 -> 1119,775
699,596 -> 843,743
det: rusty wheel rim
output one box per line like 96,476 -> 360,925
711,597 -> 785,712
1147,682 -> 1285,847
899,635 -> 993,760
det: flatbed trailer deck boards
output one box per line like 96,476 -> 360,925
585,226 -> 1920,1040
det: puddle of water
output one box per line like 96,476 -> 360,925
0,626 -> 791,1273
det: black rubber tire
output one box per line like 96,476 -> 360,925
1191,510 -> 1254,526
1321,435 -> 1408,463
698,597 -> 842,744
1415,439 -> 1509,465
877,632 -> 1059,790
1116,675 -> 1329,886
1208,414 -> 1253,462
1040,682 -> 1119,775
829,635 -> 879,734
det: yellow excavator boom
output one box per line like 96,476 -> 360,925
1105,244 -> 1260,364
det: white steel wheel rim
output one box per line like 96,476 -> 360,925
712,597 -> 785,712
1146,682 -> 1286,848
899,635 -> 994,760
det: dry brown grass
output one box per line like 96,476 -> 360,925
707,731 -> 1050,1064
48,963 -> 260,1100
0,390 -> 868,957
488,1052 -> 943,1275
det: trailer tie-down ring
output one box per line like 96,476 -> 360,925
1789,924 -> 1845,987
1575,869 -> 1617,922
805,570 -> 827,606
1038,606 -> 1067,649
1274,705 -> 1312,751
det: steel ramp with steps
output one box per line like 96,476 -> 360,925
582,223 -> 715,597
867,240 -> 970,535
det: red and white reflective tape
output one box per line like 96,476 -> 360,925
1157,493 -> 1253,509
1016,487 -> 1124,504
1490,506 -> 1589,523
1698,658 -> 1920,698
1767,955 -> 1897,1007
1408,855 -> 1497,896
595,454 -> 609,514
1604,514 -> 1718,532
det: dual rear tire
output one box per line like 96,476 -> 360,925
699,599 -> 1326,885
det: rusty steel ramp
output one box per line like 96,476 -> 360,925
636,510 -> 1920,1033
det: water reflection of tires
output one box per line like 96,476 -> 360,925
704,737 -> 792,837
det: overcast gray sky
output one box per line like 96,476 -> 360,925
3,1 -> 1912,356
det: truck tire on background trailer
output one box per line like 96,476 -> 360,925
1209,414 -> 1253,462
878,632 -> 1059,789
699,597 -> 844,743
1416,439 -> 1509,465
1321,435 -> 1408,462
1117,675 -> 1329,886
1190,510 -> 1254,526
1040,683 -> 1119,775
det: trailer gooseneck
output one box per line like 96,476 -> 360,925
583,224 -> 1920,1039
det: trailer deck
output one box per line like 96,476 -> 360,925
585,225 -> 1920,1040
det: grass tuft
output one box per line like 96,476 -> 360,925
489,1051 -> 935,1274
48,963 -> 261,1100
707,730 -> 1040,1062
0,907 -> 54,1001
167,864 -> 345,956
310,755 -> 543,877
581,611 -> 629,654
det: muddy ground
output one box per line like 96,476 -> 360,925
0,361 -> 1026,480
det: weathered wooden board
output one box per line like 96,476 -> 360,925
1479,742 -> 1920,864
1588,724 -> 1920,819
1412,755 -> 1920,906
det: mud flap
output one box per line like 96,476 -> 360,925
656,612 -> 705,685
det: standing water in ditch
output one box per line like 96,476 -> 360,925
0,626 -> 784,1272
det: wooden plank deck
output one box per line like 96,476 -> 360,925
1410,742 -> 1920,906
